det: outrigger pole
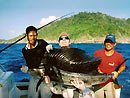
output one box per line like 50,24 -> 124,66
0,12 -> 74,53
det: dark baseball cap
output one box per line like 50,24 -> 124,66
105,34 -> 116,43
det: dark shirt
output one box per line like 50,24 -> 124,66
22,39 -> 48,69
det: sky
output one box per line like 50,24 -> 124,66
0,0 -> 130,40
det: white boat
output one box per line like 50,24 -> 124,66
0,67 -> 122,98
0,68 -> 29,98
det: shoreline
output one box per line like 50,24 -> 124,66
1,37 -> 130,44
1,40 -> 130,44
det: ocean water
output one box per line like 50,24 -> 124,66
0,43 -> 130,98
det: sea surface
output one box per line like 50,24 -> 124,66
0,43 -> 130,98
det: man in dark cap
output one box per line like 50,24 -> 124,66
94,34 -> 126,98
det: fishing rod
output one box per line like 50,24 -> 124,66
115,58 -> 128,72
0,12 -> 74,53
0,36 -> 26,53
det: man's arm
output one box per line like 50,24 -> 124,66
112,65 -> 126,80
117,65 -> 126,74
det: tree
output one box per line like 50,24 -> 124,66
126,18 -> 130,24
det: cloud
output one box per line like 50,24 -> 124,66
9,30 -> 15,34
40,16 -> 57,25
6,30 -> 20,39
8,30 -> 17,37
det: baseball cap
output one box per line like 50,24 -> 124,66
59,32 -> 68,37
58,32 -> 70,42
105,34 -> 116,43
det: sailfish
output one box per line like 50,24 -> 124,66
36,48 -> 113,92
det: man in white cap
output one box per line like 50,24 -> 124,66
51,32 -> 95,98
58,32 -> 71,48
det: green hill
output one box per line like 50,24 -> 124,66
9,12 -> 130,43
0,39 -> 6,43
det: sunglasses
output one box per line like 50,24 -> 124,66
59,36 -> 70,41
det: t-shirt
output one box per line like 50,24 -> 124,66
94,49 -> 125,74
22,39 -> 48,69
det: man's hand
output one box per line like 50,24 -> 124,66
46,45 -> 53,53
98,68 -> 103,74
112,71 -> 119,80
71,78 -> 86,90
37,69 -> 44,76
44,76 -> 51,84
20,65 -> 28,73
